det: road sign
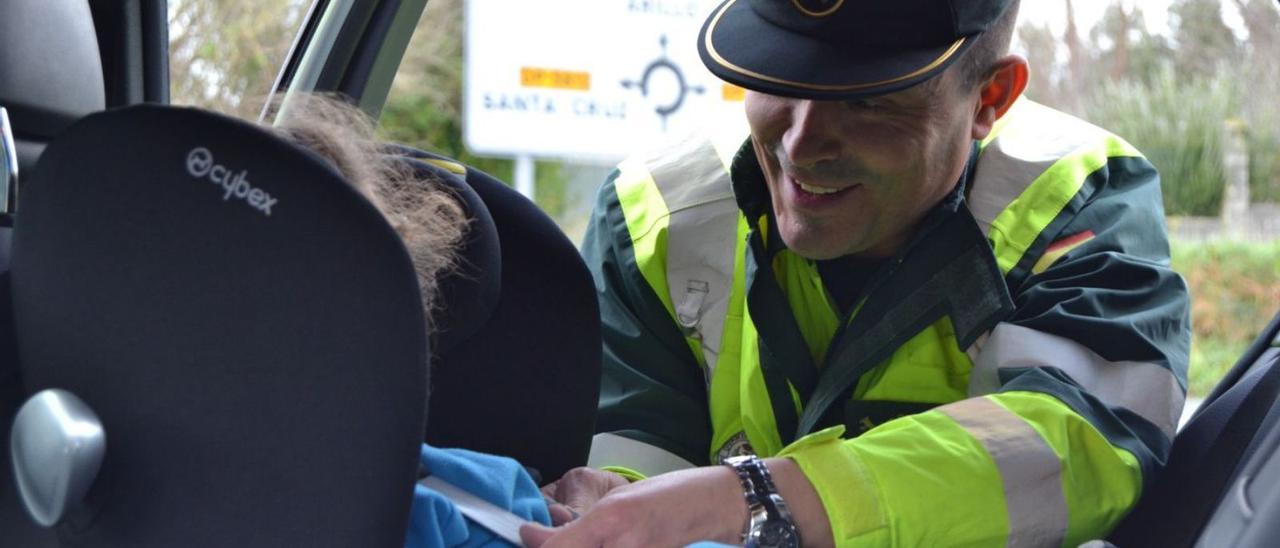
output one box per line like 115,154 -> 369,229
464,0 -> 746,162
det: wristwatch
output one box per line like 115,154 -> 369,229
725,455 -> 802,548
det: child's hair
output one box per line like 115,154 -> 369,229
269,93 -> 468,326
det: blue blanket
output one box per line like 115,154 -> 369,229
405,444 -> 551,548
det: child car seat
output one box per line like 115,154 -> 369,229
5,105 -> 429,547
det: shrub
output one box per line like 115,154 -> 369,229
1085,68 -> 1238,216
1246,117 -> 1280,203
1172,240 -> 1280,396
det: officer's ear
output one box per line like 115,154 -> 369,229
970,54 -> 1028,141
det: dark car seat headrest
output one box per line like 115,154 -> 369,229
0,0 -> 105,173
390,150 -> 502,355
9,105 -> 428,547
411,153 -> 603,482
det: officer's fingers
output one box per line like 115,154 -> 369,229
519,523 -> 557,548
540,477 -> 564,500
547,503 -> 579,526
521,518 -> 617,548
545,467 -> 615,509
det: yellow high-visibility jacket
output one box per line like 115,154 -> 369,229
582,100 -> 1190,546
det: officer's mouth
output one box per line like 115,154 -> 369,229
788,175 -> 858,206
796,180 -> 845,195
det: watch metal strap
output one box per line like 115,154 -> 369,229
727,455 -> 802,548
729,455 -> 767,542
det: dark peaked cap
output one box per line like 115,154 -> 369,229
698,0 -> 1014,100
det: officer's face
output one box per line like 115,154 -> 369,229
745,73 -> 979,259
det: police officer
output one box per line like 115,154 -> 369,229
525,0 -> 1189,546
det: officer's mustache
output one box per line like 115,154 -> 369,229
772,143 -> 877,185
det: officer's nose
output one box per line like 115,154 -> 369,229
782,100 -> 842,168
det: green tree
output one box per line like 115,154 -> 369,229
1060,0 -> 1089,114
169,0 -> 310,119
1169,0 -> 1241,81
1017,21 -> 1063,106
1023,0 -> 1280,214
1231,0 -> 1280,201
1091,3 -> 1172,85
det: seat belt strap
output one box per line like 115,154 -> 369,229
417,475 -> 531,545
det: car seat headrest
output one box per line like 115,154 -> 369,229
0,0 -> 105,172
393,154 -> 502,355
10,104 -> 428,546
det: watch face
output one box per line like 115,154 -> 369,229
752,519 -> 800,548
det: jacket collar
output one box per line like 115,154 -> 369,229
728,138 -> 771,221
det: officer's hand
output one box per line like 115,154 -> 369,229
540,467 -> 630,525
521,465 -> 747,547
524,459 -> 836,548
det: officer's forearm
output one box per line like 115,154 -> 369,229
765,457 -> 835,548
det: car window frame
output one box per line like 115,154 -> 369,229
264,0 -> 428,124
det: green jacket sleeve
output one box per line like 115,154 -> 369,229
582,171 -> 713,470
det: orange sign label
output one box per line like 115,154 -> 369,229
722,83 -> 746,102
520,67 -> 591,91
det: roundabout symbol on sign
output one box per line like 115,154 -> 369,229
621,35 -> 705,130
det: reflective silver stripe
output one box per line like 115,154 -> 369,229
971,100 -> 1113,237
939,397 -> 1068,548
586,433 -> 696,477
646,135 -> 738,375
969,322 -> 1185,438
